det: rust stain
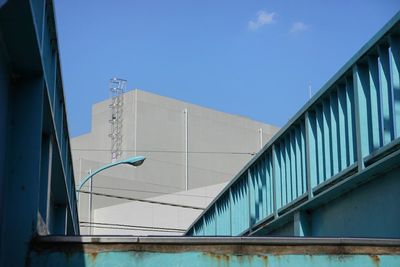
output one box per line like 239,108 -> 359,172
203,252 -> 230,262
259,255 -> 269,266
370,255 -> 380,267
89,252 -> 98,262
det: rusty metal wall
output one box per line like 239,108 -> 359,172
28,236 -> 400,267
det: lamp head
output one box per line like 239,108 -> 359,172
123,156 -> 146,167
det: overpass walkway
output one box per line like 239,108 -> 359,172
186,11 -> 400,238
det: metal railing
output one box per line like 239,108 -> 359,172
186,11 -> 400,237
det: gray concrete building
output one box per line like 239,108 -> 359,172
72,89 -> 279,234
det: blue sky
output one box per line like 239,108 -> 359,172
54,1 -> 400,137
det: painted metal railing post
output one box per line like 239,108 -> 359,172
378,45 -> 395,144
229,187 -> 233,236
322,99 -> 332,179
247,169 -> 252,234
305,112 -> 313,200
353,64 -> 370,171
330,92 -> 340,175
345,77 -> 356,165
368,55 -> 383,150
300,122 -> 307,194
337,85 -> 348,170
202,217 -> 206,236
272,144 -> 278,218
214,205 -> 217,236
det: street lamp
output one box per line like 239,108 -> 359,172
77,156 -> 146,192
77,155 -> 145,234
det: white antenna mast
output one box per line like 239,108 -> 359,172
109,78 -> 127,162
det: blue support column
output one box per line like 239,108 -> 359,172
0,50 -> 9,260
38,134 -> 53,235
1,77 -> 44,267
293,210 -> 311,237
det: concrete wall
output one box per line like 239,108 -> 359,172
72,90 -> 279,233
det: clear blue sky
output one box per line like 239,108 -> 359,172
54,1 -> 400,137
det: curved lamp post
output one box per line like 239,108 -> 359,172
77,155 -> 146,192
77,155 -> 145,234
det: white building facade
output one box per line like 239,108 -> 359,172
72,89 -> 279,234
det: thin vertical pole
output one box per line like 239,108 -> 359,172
184,108 -> 188,190
134,90 -> 137,156
88,169 -> 93,235
259,128 -> 263,149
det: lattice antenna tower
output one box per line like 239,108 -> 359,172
109,78 -> 126,162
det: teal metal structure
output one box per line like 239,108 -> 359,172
185,11 -> 400,238
0,0 -> 79,266
27,236 -> 400,267
1,0 -> 400,266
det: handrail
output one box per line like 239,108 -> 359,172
185,11 -> 400,236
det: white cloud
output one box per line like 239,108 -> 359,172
248,10 -> 276,31
290,22 -> 310,33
